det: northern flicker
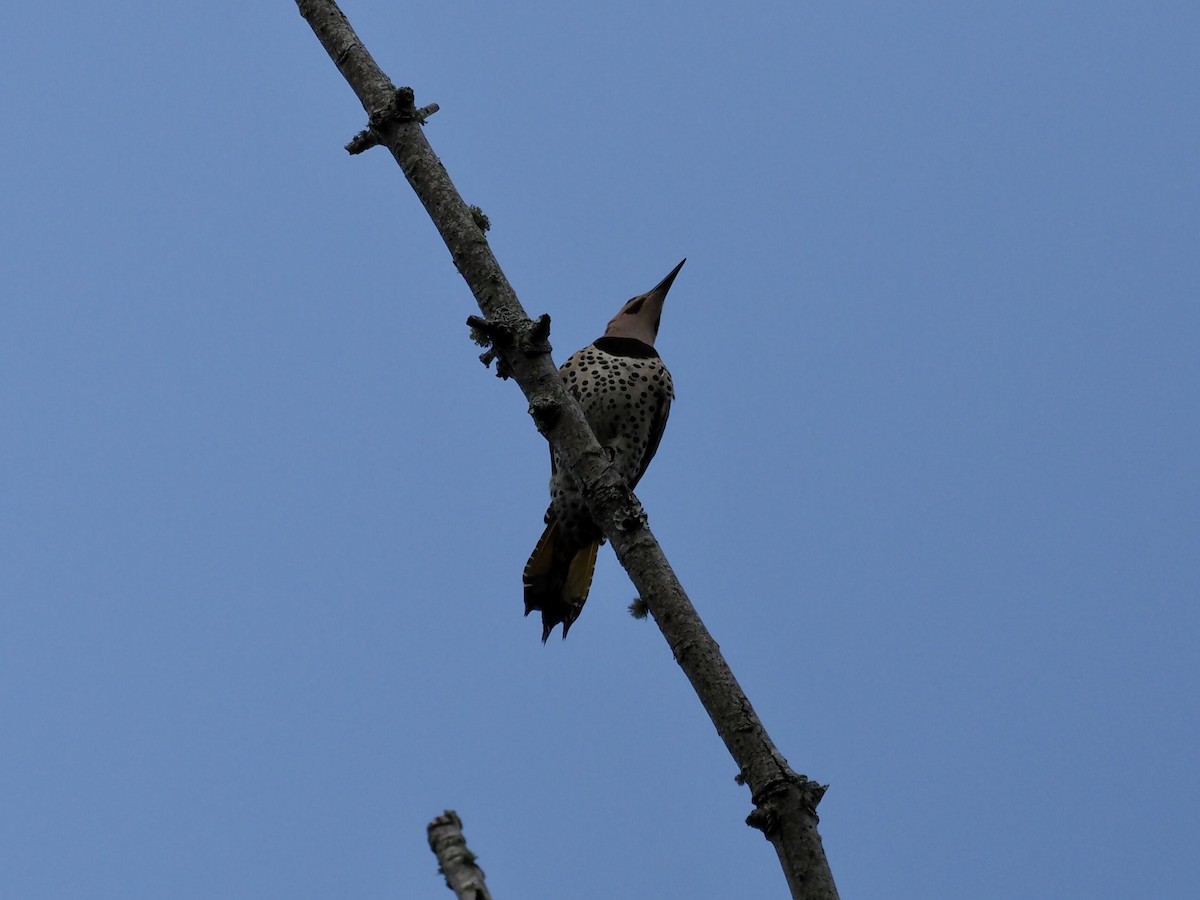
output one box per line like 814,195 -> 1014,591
523,259 -> 685,642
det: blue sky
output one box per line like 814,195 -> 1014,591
3,2 -> 1197,898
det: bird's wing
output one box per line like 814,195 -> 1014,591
630,395 -> 670,490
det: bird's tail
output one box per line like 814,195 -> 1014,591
523,520 -> 599,642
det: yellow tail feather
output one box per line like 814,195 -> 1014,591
523,521 -> 600,641
522,520 -> 561,598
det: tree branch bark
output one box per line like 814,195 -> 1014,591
295,3 -> 839,897
427,811 -> 493,900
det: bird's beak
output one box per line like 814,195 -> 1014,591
648,258 -> 687,299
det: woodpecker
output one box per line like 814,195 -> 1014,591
523,259 -> 685,642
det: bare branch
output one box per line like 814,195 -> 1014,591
295,3 -> 839,896
427,811 -> 493,900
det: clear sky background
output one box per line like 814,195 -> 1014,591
3,3 -> 1197,898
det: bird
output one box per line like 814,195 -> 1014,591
523,259 -> 685,642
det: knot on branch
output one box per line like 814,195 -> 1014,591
346,86 -> 440,155
749,770 -> 824,807
618,503 -> 648,533
426,809 -> 479,873
528,396 -> 560,433
466,312 -> 552,380
745,806 -> 778,836
607,489 -> 647,533
427,810 -> 492,900
468,205 -> 491,233
745,772 -> 830,836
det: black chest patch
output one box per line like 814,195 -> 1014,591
592,336 -> 659,359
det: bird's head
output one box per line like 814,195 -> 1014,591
602,259 -> 686,346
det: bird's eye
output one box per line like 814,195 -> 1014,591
624,299 -> 645,314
